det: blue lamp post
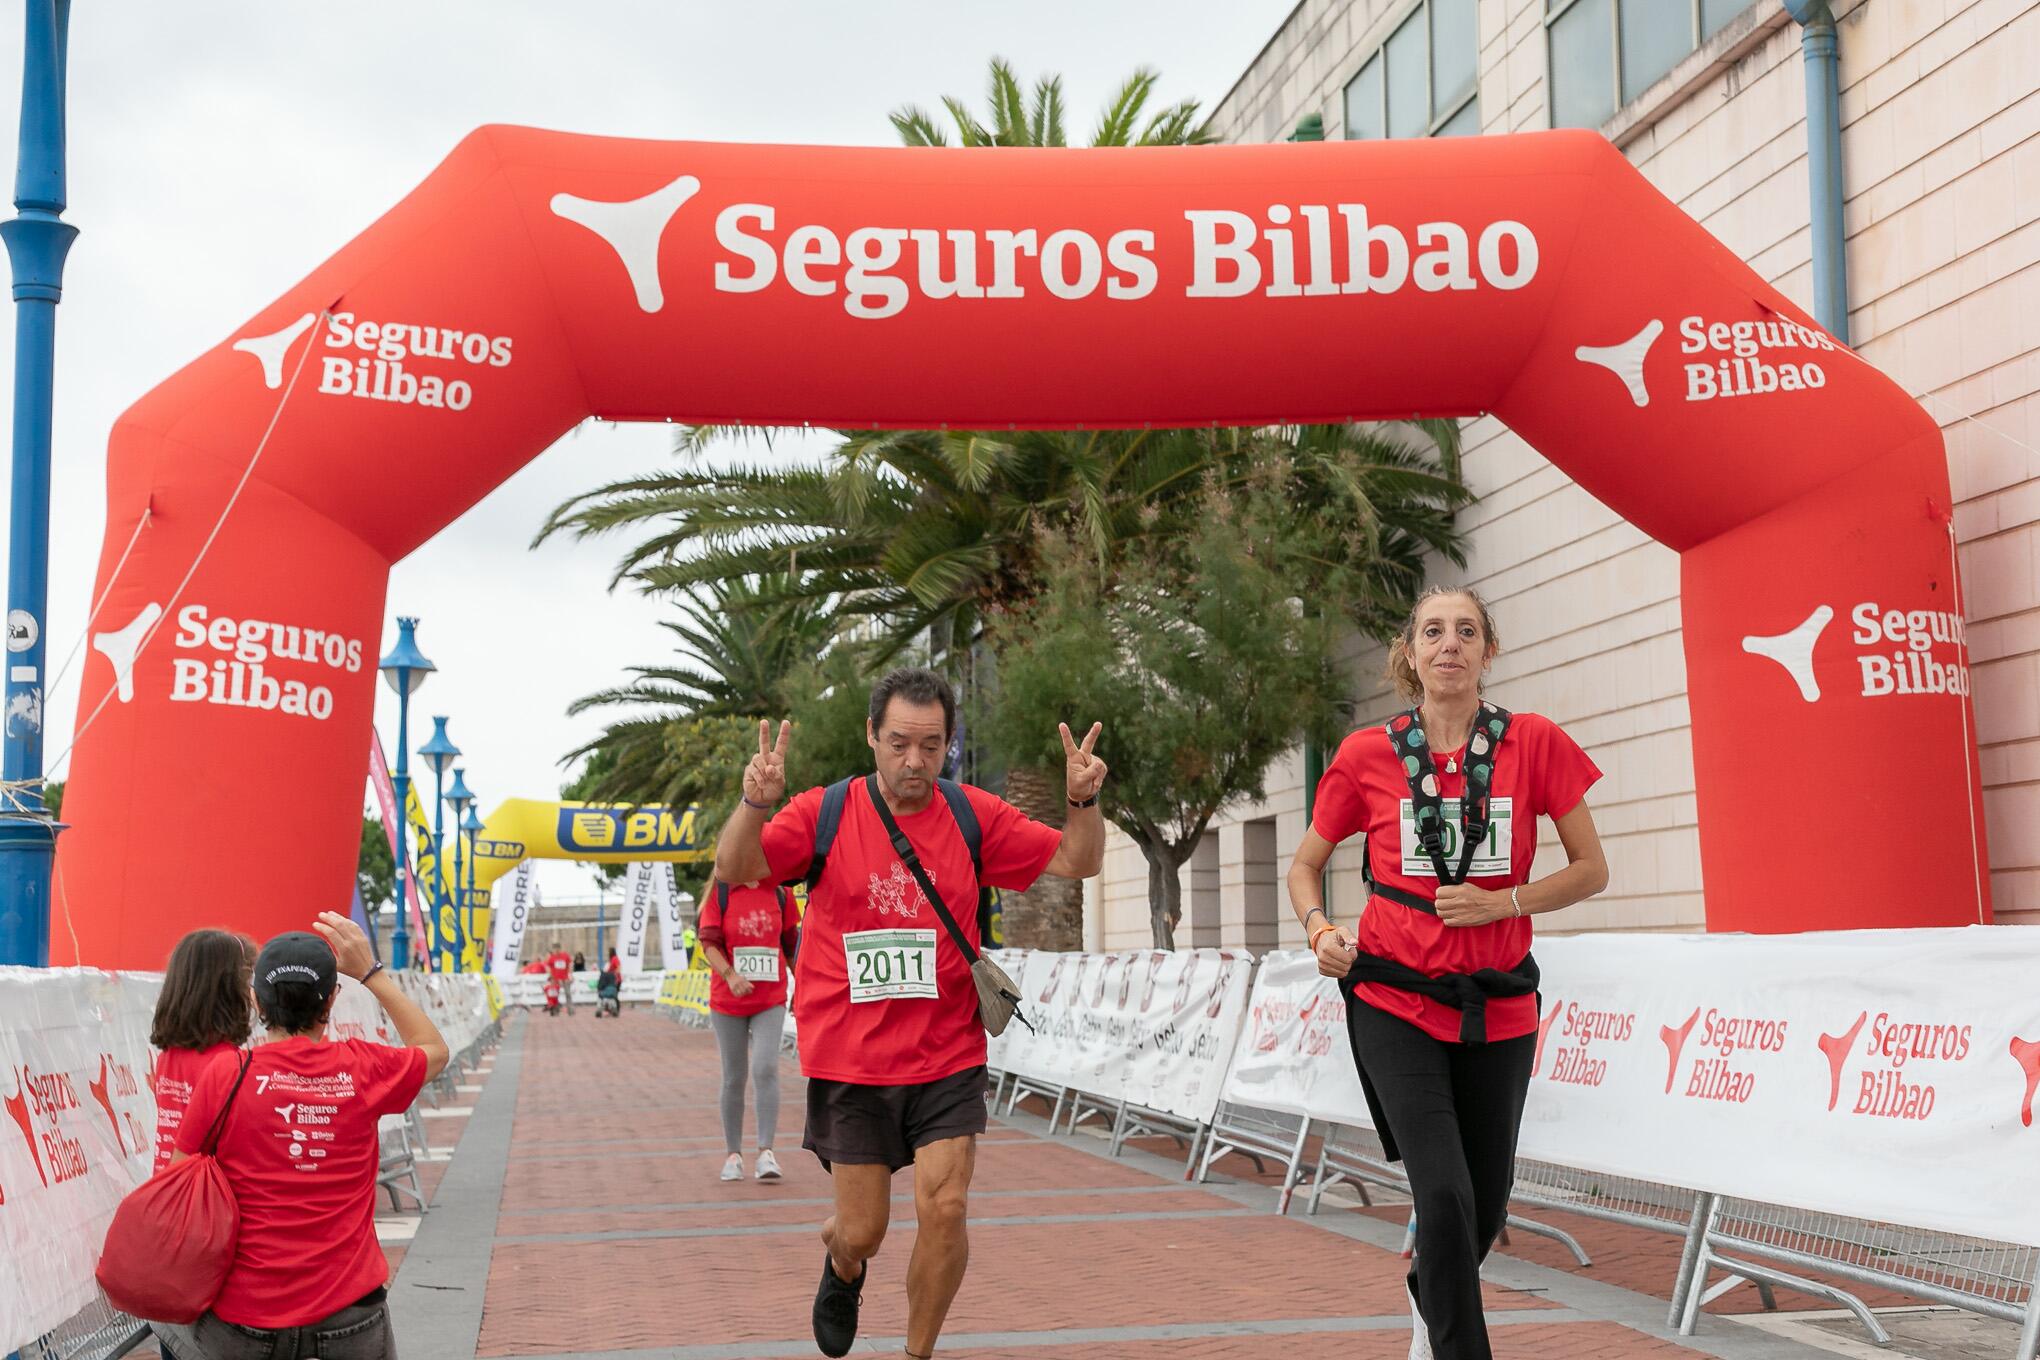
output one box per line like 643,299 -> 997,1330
0,0 -> 79,968
376,619 -> 434,971
445,766 -> 475,972
460,803 -> 484,972
416,717 -> 459,969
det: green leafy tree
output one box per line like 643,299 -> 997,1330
357,815 -> 396,913
44,779 -> 62,820
982,488 -> 1358,947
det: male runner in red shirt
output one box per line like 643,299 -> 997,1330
717,667 -> 1106,1360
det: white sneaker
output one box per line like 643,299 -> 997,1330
755,1148 -> 782,1181
1408,1282 -> 1433,1360
719,1153 -> 743,1182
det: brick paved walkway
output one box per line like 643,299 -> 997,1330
373,1008 -> 1904,1359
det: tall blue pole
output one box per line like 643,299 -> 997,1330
430,764 -> 447,969
0,0 -> 77,967
390,690 -> 414,970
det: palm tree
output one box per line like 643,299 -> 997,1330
561,574 -> 835,807
889,58 -> 1216,149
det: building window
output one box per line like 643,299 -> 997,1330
1546,0 -> 1757,129
1342,0 -> 1480,141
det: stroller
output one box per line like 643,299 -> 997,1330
595,968 -> 622,1019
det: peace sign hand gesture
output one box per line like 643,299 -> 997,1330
1060,722 -> 1108,803
744,720 -> 791,807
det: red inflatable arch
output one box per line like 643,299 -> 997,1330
58,128 -> 1988,967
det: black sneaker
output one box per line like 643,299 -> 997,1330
812,1253 -> 864,1357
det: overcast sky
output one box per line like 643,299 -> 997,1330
0,1 -> 1295,905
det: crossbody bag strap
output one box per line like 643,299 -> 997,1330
864,774 -> 979,964
202,1050 -> 254,1156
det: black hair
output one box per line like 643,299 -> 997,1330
151,929 -> 256,1051
260,980 -> 333,1036
867,667 -> 956,739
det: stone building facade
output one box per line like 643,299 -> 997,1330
1087,0 -> 2040,948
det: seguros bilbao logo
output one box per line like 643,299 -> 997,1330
1575,313 -> 1835,408
1741,602 -> 1970,705
550,171 -> 1540,322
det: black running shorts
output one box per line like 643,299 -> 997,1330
803,1064 -> 989,1172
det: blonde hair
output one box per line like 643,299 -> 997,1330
1385,586 -> 1501,704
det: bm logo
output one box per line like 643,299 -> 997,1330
557,806 -> 700,853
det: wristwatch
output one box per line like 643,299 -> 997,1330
1068,794 -> 1098,808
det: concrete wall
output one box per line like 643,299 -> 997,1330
1093,0 -> 2040,948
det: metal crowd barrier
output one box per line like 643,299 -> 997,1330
18,1296 -> 150,1360
989,1058 -> 2040,1356
1681,1193 -> 2040,1358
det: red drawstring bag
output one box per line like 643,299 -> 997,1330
96,1050 -> 250,1322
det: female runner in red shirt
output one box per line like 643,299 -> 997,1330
1288,588 -> 1608,1360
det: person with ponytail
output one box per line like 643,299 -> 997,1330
148,929 -> 257,1174
1287,587 -> 1608,1360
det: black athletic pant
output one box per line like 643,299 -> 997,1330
1346,999 -> 1535,1360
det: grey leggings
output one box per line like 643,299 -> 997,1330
710,1005 -> 785,1153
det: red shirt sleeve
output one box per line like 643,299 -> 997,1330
350,1040 -> 430,1118
968,787 -> 1063,890
1310,729 -> 1374,845
1525,714 -> 1603,819
697,881 -> 727,952
172,1049 -> 242,1157
760,786 -> 825,885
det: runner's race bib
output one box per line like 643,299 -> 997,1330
844,928 -> 938,1003
1399,796 -> 1513,877
733,947 -> 780,983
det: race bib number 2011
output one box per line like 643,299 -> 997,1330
733,947 -> 780,983
1399,796 -> 1514,877
845,928 -> 938,1003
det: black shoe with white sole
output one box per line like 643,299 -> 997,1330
812,1253 -> 864,1357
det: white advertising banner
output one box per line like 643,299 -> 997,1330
0,966 -> 496,1353
995,948 -> 1253,1126
661,866 -> 692,968
1217,949 -> 1374,1128
1522,928 -> 2040,1248
489,862 -> 538,981
0,968 -> 160,1350
618,862 -> 668,975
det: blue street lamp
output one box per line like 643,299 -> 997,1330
460,804 -> 483,972
376,619 -> 435,971
445,766 -> 475,972
0,1 -> 79,968
416,717 -> 459,969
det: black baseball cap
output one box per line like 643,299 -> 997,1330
253,931 -> 338,1007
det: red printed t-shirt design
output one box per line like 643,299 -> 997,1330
762,780 -> 1061,1084
545,950 -> 572,981
151,1040 -> 238,1173
176,1037 -> 428,1328
701,882 -> 796,1017
1312,711 -> 1601,1044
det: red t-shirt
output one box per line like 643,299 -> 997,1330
176,1037 -> 429,1327
545,951 -> 572,982
1312,711 -> 1601,1044
762,780 -> 1062,1084
700,882 -> 797,1017
151,1041 -> 238,1174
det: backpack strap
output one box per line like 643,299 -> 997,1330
716,881 -> 729,912
934,779 -> 982,877
936,778 -> 994,937
802,777 -> 855,892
